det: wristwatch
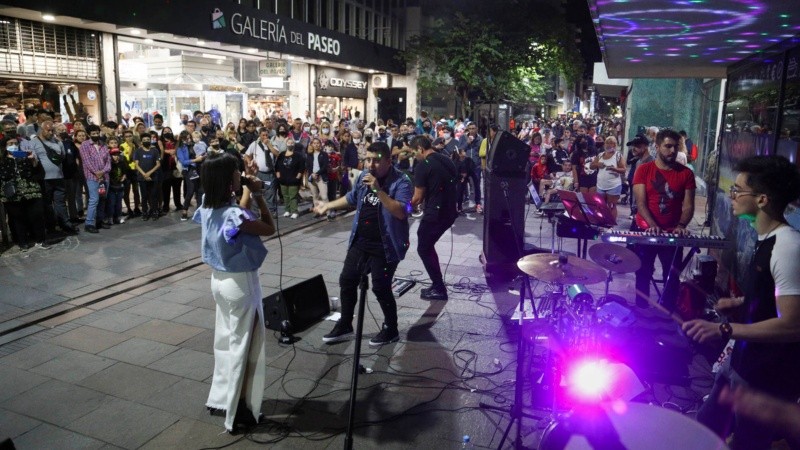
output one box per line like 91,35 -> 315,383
719,319 -> 733,340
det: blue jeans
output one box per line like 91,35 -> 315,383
86,179 -> 100,227
106,188 -> 123,220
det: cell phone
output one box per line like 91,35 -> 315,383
11,150 -> 28,159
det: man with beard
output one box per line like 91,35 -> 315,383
625,135 -> 652,216
631,129 -> 695,310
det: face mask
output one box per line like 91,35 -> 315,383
142,141 -> 151,147
7,145 -> 18,152
322,128 -> 330,134
211,144 -> 219,149
58,132 -> 68,139
303,127 -> 310,132
443,133 -> 451,140
423,126 -> 431,131
605,146 -> 616,152
311,129 -> 318,135
163,133 -> 174,140
278,130 -> 286,136
353,139 -> 361,144
90,135 -> 100,142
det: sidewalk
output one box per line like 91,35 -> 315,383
0,195 -> 713,449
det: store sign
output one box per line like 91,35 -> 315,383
14,0 -> 404,74
258,60 -> 290,77
316,68 -> 368,99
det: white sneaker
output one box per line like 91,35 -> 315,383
290,213 -> 299,219
283,211 -> 291,217
411,210 -> 424,218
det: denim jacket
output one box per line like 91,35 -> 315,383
346,167 -> 412,263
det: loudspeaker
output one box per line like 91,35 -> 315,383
263,275 -> 330,332
486,131 -> 529,178
481,175 -> 527,274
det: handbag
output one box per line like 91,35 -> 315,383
2,180 -> 16,198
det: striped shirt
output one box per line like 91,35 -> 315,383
79,140 -> 111,183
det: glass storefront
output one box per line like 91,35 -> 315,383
315,96 -> 365,124
0,80 -> 101,125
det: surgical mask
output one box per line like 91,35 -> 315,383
353,139 -> 361,144
303,126 -> 310,132
311,129 -> 318,135
7,145 -> 19,153
322,128 -> 330,134
443,133 -> 451,140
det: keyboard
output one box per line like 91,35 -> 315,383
600,230 -> 729,249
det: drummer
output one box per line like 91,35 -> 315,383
630,129 -> 695,310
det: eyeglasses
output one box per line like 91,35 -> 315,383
729,185 -> 758,199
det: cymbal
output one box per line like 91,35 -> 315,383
588,243 -> 642,273
517,253 -> 606,285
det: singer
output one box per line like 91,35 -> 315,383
410,135 -> 459,301
313,142 -> 412,346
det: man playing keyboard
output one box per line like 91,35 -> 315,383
631,129 -> 695,310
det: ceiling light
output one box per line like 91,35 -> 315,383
286,55 -> 294,60
197,40 -> 206,45
346,65 -> 352,69
319,61 -> 327,65
144,38 -> 154,44
247,48 -> 258,53
368,69 -> 375,73
130,29 -> 141,35
42,14 -> 56,22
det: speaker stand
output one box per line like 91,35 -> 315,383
344,270 -> 370,450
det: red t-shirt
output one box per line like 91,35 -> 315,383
633,161 -> 695,231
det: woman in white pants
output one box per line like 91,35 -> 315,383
194,152 -> 275,433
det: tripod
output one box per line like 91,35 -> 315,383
479,180 -> 544,450
344,264 -> 371,450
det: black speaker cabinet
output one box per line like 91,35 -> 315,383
481,176 -> 527,275
486,131 -> 529,178
263,274 -> 330,332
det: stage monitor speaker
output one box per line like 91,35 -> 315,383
263,274 -> 330,332
486,131 -> 529,178
482,176 -> 527,274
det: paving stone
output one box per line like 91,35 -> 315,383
139,418 -> 239,449
0,364 -> 50,401
147,348 -> 214,381
2,379 -> 110,427
88,311 -> 152,333
147,287 -> 207,305
179,329 -> 215,354
0,342 -> 71,369
0,407 -> 42,439
142,379 -> 219,426
47,325 -> 129,354
124,319 -> 204,345
39,307 -> 96,328
66,397 -> 179,449
124,299 -> 195,321
171,308 -> 215,330
12,423 -> 105,450
78,362 -> 182,402
98,337 -> 179,366
0,325 -> 45,346
30,349 -> 116,383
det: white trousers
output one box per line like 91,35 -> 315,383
206,269 -> 267,431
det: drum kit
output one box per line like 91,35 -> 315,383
496,245 -> 728,449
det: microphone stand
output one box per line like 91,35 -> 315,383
344,263 -> 370,450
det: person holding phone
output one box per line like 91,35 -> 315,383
0,137 -> 47,250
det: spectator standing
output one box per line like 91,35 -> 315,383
133,133 -> 161,221
0,136 -> 47,250
276,143 -> 306,219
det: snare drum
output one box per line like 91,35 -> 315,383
539,402 -> 728,450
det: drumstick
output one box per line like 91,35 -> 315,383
643,296 -> 684,325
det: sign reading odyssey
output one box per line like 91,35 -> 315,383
13,0 -> 405,74
315,68 -> 368,99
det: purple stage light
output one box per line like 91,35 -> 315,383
567,358 -> 613,401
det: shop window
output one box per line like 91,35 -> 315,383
277,0 -> 292,17
332,0 -> 341,32
293,0 -> 306,21
309,0 -> 319,26
344,3 -> 352,35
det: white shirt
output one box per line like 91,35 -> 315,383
595,150 -> 623,190
245,139 -> 274,172
763,226 -> 800,297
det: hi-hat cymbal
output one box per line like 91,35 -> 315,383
517,253 -> 606,285
588,243 -> 642,273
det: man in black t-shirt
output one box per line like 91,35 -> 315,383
411,135 -> 458,301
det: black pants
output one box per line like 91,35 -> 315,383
183,177 -> 202,211
4,198 -> 46,245
123,177 -> 140,212
139,180 -> 158,216
417,217 -> 455,291
43,179 -> 71,230
339,246 -> 399,330
456,178 -> 469,211
632,242 -> 683,310
162,176 -> 183,210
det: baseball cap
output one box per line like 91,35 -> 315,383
626,135 -> 649,147
109,148 -> 121,155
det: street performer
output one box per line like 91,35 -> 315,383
313,142 -> 412,346
683,155 -> 800,449
631,128 -> 695,310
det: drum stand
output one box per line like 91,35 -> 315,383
344,266 -> 370,450
598,270 -> 626,305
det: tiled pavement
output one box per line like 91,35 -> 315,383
0,195 -> 716,449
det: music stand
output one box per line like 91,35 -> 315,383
580,191 -> 618,228
528,184 -> 564,253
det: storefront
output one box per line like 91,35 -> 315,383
0,16 -> 102,124
314,67 -> 368,124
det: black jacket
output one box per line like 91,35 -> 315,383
306,151 -> 329,182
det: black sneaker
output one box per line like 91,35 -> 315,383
420,287 -> 448,301
142,214 -> 150,221
369,324 -> 399,347
322,321 -> 354,343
